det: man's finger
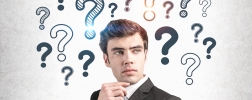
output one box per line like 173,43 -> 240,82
111,82 -> 130,87
113,89 -> 125,97
108,85 -> 127,95
115,96 -> 124,100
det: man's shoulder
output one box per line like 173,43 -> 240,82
148,86 -> 181,100
90,89 -> 100,100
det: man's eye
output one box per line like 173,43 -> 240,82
115,51 -> 123,55
134,49 -> 141,53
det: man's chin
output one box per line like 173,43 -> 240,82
121,77 -> 138,84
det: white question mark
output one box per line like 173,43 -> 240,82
199,0 -> 211,17
143,0 -> 156,21
36,7 -> 50,30
181,53 -> 201,85
50,24 -> 73,62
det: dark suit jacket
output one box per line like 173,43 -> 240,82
91,78 -> 181,100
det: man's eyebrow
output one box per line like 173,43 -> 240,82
111,47 -> 125,51
111,45 -> 143,51
129,45 -> 143,49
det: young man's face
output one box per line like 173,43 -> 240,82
103,32 -> 148,84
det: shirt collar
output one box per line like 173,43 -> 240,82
125,74 -> 148,98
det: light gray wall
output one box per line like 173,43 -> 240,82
0,0 -> 251,100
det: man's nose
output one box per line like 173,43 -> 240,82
123,51 -> 134,65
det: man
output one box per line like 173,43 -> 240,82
91,19 -> 181,100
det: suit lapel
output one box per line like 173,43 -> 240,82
128,78 -> 154,100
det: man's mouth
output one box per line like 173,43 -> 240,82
122,68 -> 137,75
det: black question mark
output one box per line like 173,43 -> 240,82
36,42 -> 52,68
191,23 -> 203,43
109,3 -> 118,18
58,0 -> 64,11
78,50 -> 95,77
203,37 -> 216,59
61,66 -> 73,86
155,26 -> 179,65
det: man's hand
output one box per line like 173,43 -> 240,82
98,82 -> 130,100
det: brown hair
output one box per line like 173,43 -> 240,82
99,19 -> 148,55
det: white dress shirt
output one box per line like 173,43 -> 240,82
124,74 -> 149,99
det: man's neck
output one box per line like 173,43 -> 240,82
125,74 -> 148,98
130,74 -> 146,85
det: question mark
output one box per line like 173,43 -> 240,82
163,1 -> 174,19
75,0 -> 105,40
50,24 -> 73,62
203,37 -> 216,59
179,0 -> 191,18
78,50 -> 95,77
143,0 -> 155,21
36,7 -> 50,30
155,26 -> 179,65
108,3 -> 118,18
36,42 -> 52,68
58,0 -> 64,11
181,53 -> 201,85
191,23 -> 203,43
125,0 -> 132,12
61,66 -> 73,86
199,0 -> 211,17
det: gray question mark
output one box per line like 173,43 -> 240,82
191,23 -> 203,43
36,7 -> 50,30
179,0 -> 191,18
61,66 -> 73,86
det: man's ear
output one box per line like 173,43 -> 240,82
144,49 -> 148,63
103,53 -> 110,68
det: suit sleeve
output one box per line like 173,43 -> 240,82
90,90 -> 100,100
